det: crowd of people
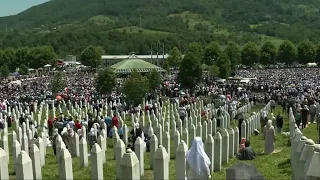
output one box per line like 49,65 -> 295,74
1,67 -> 320,179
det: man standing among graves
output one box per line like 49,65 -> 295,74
19,114 -> 25,126
301,105 -> 309,129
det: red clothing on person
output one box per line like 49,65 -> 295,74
75,121 -> 82,130
112,116 -> 119,128
48,118 -> 53,128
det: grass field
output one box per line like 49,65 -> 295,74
5,104 -> 318,179
112,26 -> 172,35
89,15 -> 114,25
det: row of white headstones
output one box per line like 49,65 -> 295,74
289,107 -> 320,179
0,100 -> 270,179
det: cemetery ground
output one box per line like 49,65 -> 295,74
5,104 -> 319,179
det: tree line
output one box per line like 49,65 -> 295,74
0,45 -> 107,77
0,46 -> 57,77
165,40 -> 320,90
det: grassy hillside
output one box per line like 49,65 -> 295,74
0,0 -> 320,56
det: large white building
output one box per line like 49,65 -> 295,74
101,54 -> 169,67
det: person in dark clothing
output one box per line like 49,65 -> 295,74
6,116 -> 12,127
130,123 -> 143,151
19,115 -> 25,126
301,105 -> 309,129
88,119 -> 94,132
276,113 -> 284,133
238,141 -> 256,160
52,129 -> 59,155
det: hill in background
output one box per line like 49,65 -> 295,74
0,0 -> 320,57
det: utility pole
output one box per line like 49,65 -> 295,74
139,13 -> 142,29
5,24 -> 7,33
151,44 -> 153,59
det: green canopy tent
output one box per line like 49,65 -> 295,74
109,57 -> 166,74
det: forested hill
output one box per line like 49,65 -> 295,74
1,0 -> 320,57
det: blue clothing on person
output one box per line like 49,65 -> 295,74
105,116 -> 112,126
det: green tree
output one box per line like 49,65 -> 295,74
241,42 -> 260,66
297,40 -> 316,64
277,40 -> 297,64
80,46 -> 102,68
95,68 -> 117,94
147,70 -> 162,91
260,41 -> 277,65
209,65 -> 220,77
50,71 -> 67,95
122,71 -> 149,106
18,64 -> 29,75
178,50 -> 202,89
187,42 -> 204,60
216,51 -> 231,79
40,45 -> 57,65
163,60 -> 170,72
27,46 -> 57,69
224,41 -> 241,70
167,47 -> 182,67
203,41 -> 221,65
0,64 -> 9,78
96,46 -> 106,55
14,47 -> 29,68
2,48 -> 16,71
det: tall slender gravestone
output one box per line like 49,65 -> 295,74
30,144 -> 42,179
0,148 -> 8,179
134,137 -> 145,176
228,128 -> 235,158
154,145 -> 169,180
35,137 -> 45,166
91,143 -> 104,180
79,138 -> 88,167
13,140 -> 21,173
163,132 -> 170,160
115,139 -> 126,180
173,130 -> 180,157
214,132 -> 222,172
58,148 -> 73,180
120,149 -> 140,180
176,141 -> 187,180
16,151 -> 34,180
205,134 -> 214,173
150,134 -> 158,169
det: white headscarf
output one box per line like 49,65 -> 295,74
90,128 -> 95,135
186,137 -> 211,175
267,120 -> 272,128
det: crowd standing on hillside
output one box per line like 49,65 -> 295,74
0,67 -> 320,179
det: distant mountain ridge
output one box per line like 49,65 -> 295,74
0,0 -> 320,56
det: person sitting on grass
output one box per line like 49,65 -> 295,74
239,137 -> 246,152
238,140 -> 256,160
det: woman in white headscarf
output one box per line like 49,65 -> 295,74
264,120 -> 276,154
186,137 -> 211,179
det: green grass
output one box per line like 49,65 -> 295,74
7,104 -> 318,179
112,26 -> 172,35
168,11 -> 214,31
89,15 -> 114,25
